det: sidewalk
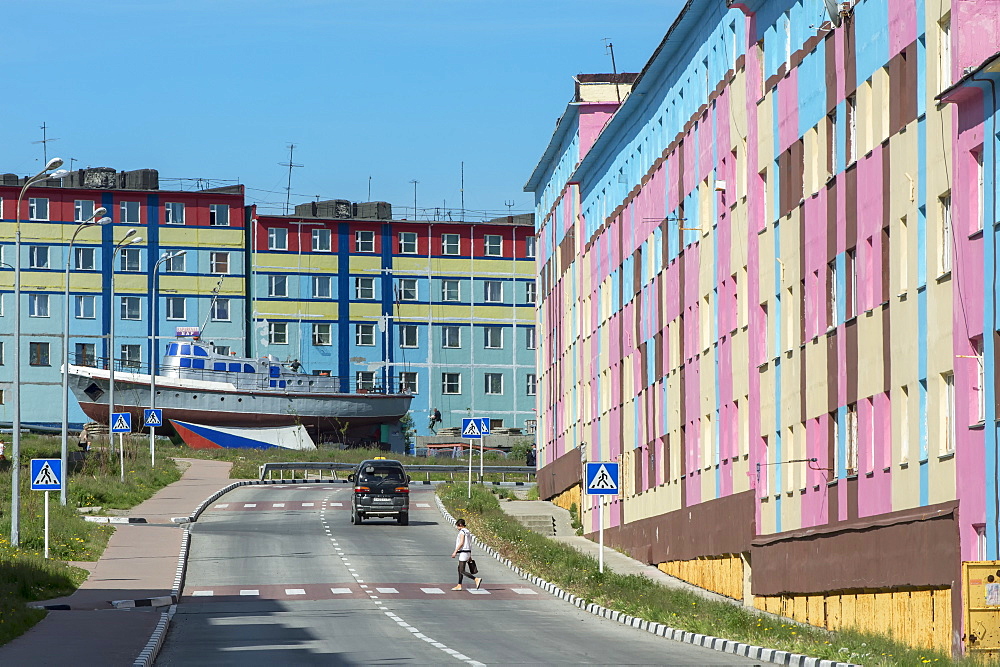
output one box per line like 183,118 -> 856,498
0,457 -> 239,667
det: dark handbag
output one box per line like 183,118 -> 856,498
468,559 -> 478,575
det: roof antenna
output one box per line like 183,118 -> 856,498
32,122 -> 60,164
602,38 -> 621,103
279,144 -> 303,214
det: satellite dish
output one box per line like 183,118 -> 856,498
824,0 -> 842,27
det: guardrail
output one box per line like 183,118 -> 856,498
259,461 -> 536,483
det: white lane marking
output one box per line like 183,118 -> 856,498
191,590 -> 214,596
239,590 -> 259,596
302,502 -> 315,507
214,503 -> 229,509
329,502 -> 343,507
243,503 -> 256,508
285,589 -> 306,596
272,503 -> 285,508
511,588 -> 537,595
375,587 -> 398,594
355,579 -> 364,583
415,502 -> 431,507
330,588 -> 352,594
421,588 -> 445,594
468,589 -> 490,595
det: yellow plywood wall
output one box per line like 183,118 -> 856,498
551,484 -> 581,514
658,554 -> 745,601
753,588 -> 952,653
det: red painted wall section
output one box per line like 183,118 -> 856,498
578,103 -> 620,161
887,0 -> 916,59
954,0 -> 1000,78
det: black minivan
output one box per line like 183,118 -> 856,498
348,459 -> 410,525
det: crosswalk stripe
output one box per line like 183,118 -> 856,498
239,590 -> 259,596
330,588 -> 352,594
243,504 -> 256,508
191,590 -> 214,596
285,589 -> 306,595
421,588 -> 445,594
214,504 -> 229,509
375,587 -> 398,594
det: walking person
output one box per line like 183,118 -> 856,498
450,518 -> 482,590
429,407 -> 443,433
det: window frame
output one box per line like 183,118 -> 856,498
120,344 -> 142,369
355,230 -> 375,253
442,372 -> 461,394
399,324 -> 418,348
29,341 -> 50,366
29,197 -> 49,221
525,235 -> 536,258
484,280 -> 502,303
441,279 -> 460,302
313,275 -> 332,299
398,231 -> 418,254
312,323 -> 332,346
165,296 -> 186,321
268,275 -> 288,297
75,294 -> 96,319
441,233 -> 460,255
484,326 -> 503,349
355,323 -> 376,346
29,293 -> 50,318
268,227 -> 288,251
484,234 -> 503,256
29,245 -> 49,269
399,371 -> 418,394
120,295 -> 141,320
120,247 -> 142,272
485,372 -> 504,395
75,247 -> 96,271
120,201 -> 140,224
165,252 -> 186,273
442,326 -> 461,348
268,322 -> 288,345
74,199 -> 95,223
355,276 -> 376,300
209,203 -> 230,227
164,202 -> 186,225
210,251 -> 230,275
312,228 -> 332,252
398,278 -> 418,301
526,373 -> 537,396
211,298 -> 231,322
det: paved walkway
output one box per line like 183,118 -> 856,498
0,458 -> 239,667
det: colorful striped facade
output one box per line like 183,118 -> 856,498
526,0 -> 1000,652
0,179 -> 247,428
251,212 -> 538,437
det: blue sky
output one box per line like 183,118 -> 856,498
3,1 -> 683,219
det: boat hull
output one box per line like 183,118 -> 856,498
170,420 -> 317,451
68,366 -> 411,442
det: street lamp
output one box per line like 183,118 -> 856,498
109,231 -> 142,483
60,208 -> 110,505
11,157 -> 65,546
149,250 -> 184,466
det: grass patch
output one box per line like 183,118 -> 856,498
0,434 -> 182,646
440,483 -> 960,666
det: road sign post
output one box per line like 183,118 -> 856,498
478,418 -> 489,482
31,459 -> 62,559
462,418 -> 484,498
585,462 -> 620,573
144,409 -> 162,467
111,412 -> 132,483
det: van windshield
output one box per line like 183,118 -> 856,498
359,466 -> 405,484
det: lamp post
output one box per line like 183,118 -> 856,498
109,231 -> 142,483
11,157 -> 67,546
149,250 -> 184,467
60,209 -> 110,506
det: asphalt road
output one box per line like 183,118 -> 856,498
156,484 -> 758,666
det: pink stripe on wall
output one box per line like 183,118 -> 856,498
776,68 -> 799,155
683,135 -> 697,200
698,109 -> 714,184
887,0 -> 916,58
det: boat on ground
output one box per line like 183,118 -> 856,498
67,339 -> 412,446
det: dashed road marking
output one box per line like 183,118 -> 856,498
214,503 -> 229,509
512,588 -> 538,595
243,503 -> 256,508
376,587 -> 398,594
421,588 -> 445,595
285,589 -> 306,596
330,588 -> 352,594
192,590 -> 213,597
240,590 -> 259,596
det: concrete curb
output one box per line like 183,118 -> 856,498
83,516 -> 148,524
433,495 -> 859,667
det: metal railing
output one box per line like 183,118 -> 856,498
259,461 -> 535,483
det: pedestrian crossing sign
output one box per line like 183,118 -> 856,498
585,462 -> 620,496
461,418 -> 482,439
111,412 -> 132,433
477,418 -> 490,436
30,459 -> 62,491
144,409 -> 163,427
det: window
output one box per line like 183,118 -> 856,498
846,249 -> 857,318
75,247 -> 95,270
165,202 -> 185,224
74,199 -> 95,223
899,215 -> 909,292
484,281 -> 502,303
215,345 -> 231,356
165,252 -> 185,272
75,343 -> 95,367
943,371 -> 956,454
442,372 -> 461,394
484,326 -> 503,349
29,294 -> 49,317
75,295 -> 96,319
268,322 -> 288,344
939,15 -> 951,91
846,403 -> 858,475
940,194 -> 952,274
442,233 -> 460,255
526,373 -> 537,396
29,198 -> 49,221
356,371 -> 377,391
827,259 -> 838,327
312,228 -> 332,251
121,296 -> 141,320
268,227 -> 288,250
399,372 -> 418,393
211,298 -> 231,321
355,277 -> 375,300
826,110 -> 838,178
356,323 -> 376,346
399,325 -> 418,348
120,201 -> 140,224
355,230 -> 375,252
525,282 -> 537,304
399,231 -> 418,254
0,341 -> 3,364
485,372 -> 503,394
525,328 -> 537,349
974,338 -> 985,423
29,342 -> 50,366
484,234 -> 502,256
846,94 -> 857,165
441,280 -> 460,301
209,204 -> 229,226
442,326 -> 461,348
268,275 -> 287,297
525,235 -> 536,258
313,323 -> 332,346
397,278 -> 418,301
313,276 -> 332,298
165,297 -> 186,320
29,246 -> 49,269
210,251 -> 229,275
975,149 -> 985,233
121,344 -> 142,369
120,247 -> 141,272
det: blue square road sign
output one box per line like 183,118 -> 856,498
585,462 -> 620,496
144,408 -> 163,427
461,418 -> 482,439
30,458 -> 62,491
111,412 -> 132,433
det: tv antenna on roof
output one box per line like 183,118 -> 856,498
602,38 -> 622,103
505,200 -> 515,215
32,122 -> 60,163
823,0 -> 843,27
279,144 -> 303,215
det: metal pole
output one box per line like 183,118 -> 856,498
599,496 -> 604,573
107,232 -> 139,463
479,437 -> 484,483
149,251 -> 179,468
44,490 -> 49,559
467,439 -> 472,499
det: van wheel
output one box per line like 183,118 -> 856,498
397,513 -> 409,526
351,510 -> 360,525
